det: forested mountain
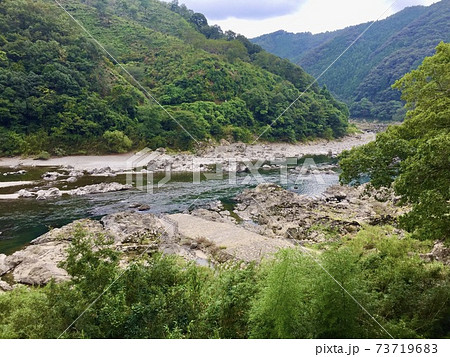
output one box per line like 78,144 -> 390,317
0,0 -> 349,156
252,0 -> 450,121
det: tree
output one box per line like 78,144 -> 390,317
340,42 -> 450,241
190,13 -> 208,29
93,0 -> 108,18
103,130 -> 133,153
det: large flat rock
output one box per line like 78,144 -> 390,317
168,214 -> 293,262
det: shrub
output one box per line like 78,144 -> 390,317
103,130 -> 133,153
35,151 -> 51,160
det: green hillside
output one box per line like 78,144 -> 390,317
0,0 -> 349,156
252,0 -> 450,120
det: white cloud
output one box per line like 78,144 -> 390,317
214,0 -> 390,38
389,0 -> 430,12
171,0 -> 308,20
164,0 -> 441,38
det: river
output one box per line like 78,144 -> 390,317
0,155 -> 339,255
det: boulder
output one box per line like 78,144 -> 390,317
191,209 -> 223,222
235,143 -> 246,152
137,204 -> 151,212
4,170 -> 27,176
17,189 -> 36,198
36,188 -> 62,200
208,200 -> 224,212
236,163 -> 249,173
428,241 -> 450,266
69,182 -> 132,196
68,170 -> 84,177
0,253 -> 15,275
42,172 -> 62,181
86,167 -> 115,177
0,280 -> 12,292
101,212 -> 167,244
323,186 -> 348,202
9,242 -> 70,285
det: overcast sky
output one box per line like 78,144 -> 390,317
163,0 -> 440,38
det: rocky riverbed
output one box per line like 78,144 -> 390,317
0,131 -> 375,175
0,130 -> 375,201
2,182 -> 448,291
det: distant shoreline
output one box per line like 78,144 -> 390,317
0,132 -> 376,173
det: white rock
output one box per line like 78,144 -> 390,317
42,172 -> 62,181
0,254 -> 15,275
68,182 -> 132,196
0,280 -> 12,292
36,188 -> 62,200
68,170 -> 84,177
10,243 -> 70,285
17,189 -> 36,198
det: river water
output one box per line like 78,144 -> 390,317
0,156 -> 338,255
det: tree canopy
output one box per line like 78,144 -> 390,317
1,225 -> 449,338
0,0 -> 349,156
253,1 -> 450,120
339,42 -> 450,241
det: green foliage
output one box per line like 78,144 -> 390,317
194,263 -> 259,339
340,42 -> 450,241
249,249 -> 365,338
35,150 -> 51,160
395,133 -> 450,241
253,2 -> 450,120
249,250 -> 318,338
103,130 -> 133,153
0,287 -> 61,338
0,225 -> 449,338
0,128 -> 24,156
0,0 -> 349,156
249,226 -> 450,339
347,226 -> 450,338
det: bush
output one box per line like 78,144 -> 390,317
1,226 -> 449,339
103,130 -> 133,153
35,151 -> 51,160
0,129 -> 24,156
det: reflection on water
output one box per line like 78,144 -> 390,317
0,158 -> 339,254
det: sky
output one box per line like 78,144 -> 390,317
163,0 -> 440,38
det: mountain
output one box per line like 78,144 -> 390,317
252,0 -> 450,121
0,0 -> 349,156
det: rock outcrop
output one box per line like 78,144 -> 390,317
68,182 -> 132,196
0,253 -> 14,275
42,171 -> 63,181
16,182 -> 132,199
0,213 -> 188,287
421,241 -> 450,266
1,220 -> 103,286
233,183 -> 403,244
169,213 -> 293,262
36,187 -> 62,200
0,181 -> 412,288
0,280 -> 12,292
101,212 -> 167,249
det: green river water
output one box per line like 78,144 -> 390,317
0,156 -> 338,255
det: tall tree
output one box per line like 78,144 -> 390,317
339,42 -> 450,241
